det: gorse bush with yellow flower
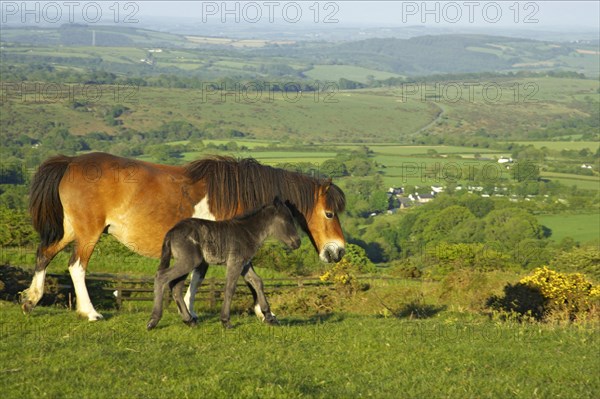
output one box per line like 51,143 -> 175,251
319,244 -> 373,295
487,266 -> 600,322
520,267 -> 599,318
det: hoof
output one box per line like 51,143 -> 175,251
87,313 -> 104,322
184,318 -> 197,328
265,314 -> 280,326
221,320 -> 233,329
147,319 -> 158,331
21,301 -> 35,315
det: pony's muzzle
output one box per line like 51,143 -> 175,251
321,243 -> 345,263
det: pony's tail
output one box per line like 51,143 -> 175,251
158,232 -> 173,271
29,155 -> 72,248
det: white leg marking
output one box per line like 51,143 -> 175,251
69,259 -> 103,321
184,270 -> 203,319
26,269 -> 47,304
254,304 -> 266,322
253,304 -> 276,322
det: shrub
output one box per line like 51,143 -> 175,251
319,245 -> 372,295
520,267 -> 599,319
487,266 -> 600,322
319,259 -> 361,295
549,246 -> 600,282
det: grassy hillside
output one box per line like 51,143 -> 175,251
1,77 -> 597,144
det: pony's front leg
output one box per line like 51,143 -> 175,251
221,261 -> 243,329
67,233 -> 107,322
184,264 -> 207,321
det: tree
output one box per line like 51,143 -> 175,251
484,208 -> 543,251
320,159 -> 347,178
368,191 -> 389,213
420,205 -> 475,243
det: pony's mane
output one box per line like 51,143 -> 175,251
184,156 -> 345,219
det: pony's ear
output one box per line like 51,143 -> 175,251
273,196 -> 283,206
322,179 -> 332,194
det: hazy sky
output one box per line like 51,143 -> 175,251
136,1 -> 600,29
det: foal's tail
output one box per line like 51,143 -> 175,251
29,155 -> 73,248
158,232 -> 173,271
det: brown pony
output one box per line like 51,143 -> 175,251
22,152 -> 346,321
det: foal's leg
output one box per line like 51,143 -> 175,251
170,275 -> 194,325
148,260 -> 194,330
243,262 -> 278,325
221,260 -> 244,329
184,266 -> 205,321
172,261 -> 208,326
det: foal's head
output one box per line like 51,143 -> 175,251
268,198 -> 301,250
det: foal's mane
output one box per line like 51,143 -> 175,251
184,156 -> 345,219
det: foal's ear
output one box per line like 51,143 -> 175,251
273,196 -> 283,207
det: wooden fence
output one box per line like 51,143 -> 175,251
42,272 -> 408,309
57,273 -> 333,309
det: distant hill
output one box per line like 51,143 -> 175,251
1,26 -> 598,77
288,34 -> 587,75
0,24 -> 190,47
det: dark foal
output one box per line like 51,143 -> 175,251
147,199 -> 300,330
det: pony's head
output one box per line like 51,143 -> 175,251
305,180 -> 346,263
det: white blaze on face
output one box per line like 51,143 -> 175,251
192,196 -> 215,220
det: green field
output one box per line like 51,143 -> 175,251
304,65 -> 403,83
538,213 -> 600,243
541,172 -> 600,191
507,141 -> 600,152
1,302 -> 597,399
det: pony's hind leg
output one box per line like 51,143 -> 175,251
22,240 -> 71,314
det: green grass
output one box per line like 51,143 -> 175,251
541,172 -> 600,190
538,213 -> 600,243
1,302 -> 597,398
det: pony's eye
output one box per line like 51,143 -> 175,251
325,211 -> 334,219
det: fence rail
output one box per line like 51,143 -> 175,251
43,272 -> 409,309
47,273 -> 332,309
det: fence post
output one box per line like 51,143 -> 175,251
115,276 -> 122,309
